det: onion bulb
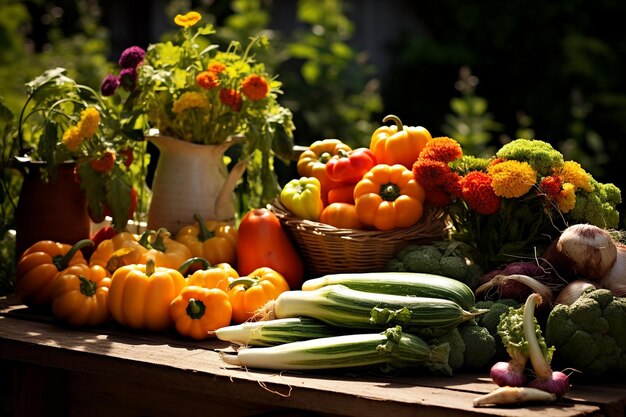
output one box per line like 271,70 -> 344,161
551,224 -> 617,281
554,280 -> 596,305
600,243 -> 626,296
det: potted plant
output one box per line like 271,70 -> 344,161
102,11 -> 296,233
4,67 -> 139,256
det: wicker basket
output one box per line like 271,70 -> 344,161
270,201 -> 451,277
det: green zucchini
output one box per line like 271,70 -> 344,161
273,284 -> 486,332
301,272 -> 476,311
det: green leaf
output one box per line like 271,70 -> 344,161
330,42 -> 353,60
105,168 -> 132,231
301,61 -> 320,84
25,67 -> 74,95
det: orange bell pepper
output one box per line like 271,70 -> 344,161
319,202 -> 365,229
227,267 -> 290,324
175,214 -> 237,266
89,231 -> 148,273
169,285 -> 232,340
178,257 -> 239,292
16,239 -> 93,308
370,115 -> 431,169
50,263 -> 111,327
108,259 -> 186,331
296,139 -> 352,202
353,164 -> 426,230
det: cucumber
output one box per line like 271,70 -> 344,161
302,272 -> 476,311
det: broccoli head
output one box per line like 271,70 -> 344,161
495,139 -> 564,176
459,323 -> 497,369
545,288 -> 626,378
569,179 -> 621,229
386,241 -> 482,289
474,299 -> 521,360
429,324 -> 496,371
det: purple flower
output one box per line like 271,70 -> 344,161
118,46 -> 146,69
100,74 -> 120,96
119,67 -> 138,92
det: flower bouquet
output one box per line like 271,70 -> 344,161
102,11 -> 295,214
412,137 -> 622,271
11,67 -> 138,231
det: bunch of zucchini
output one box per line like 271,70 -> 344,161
217,272 -> 486,375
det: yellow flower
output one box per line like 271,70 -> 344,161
62,126 -> 84,151
77,107 -> 101,138
556,182 -> 577,213
172,92 -> 210,114
556,160 -> 593,192
488,160 -> 537,198
174,11 -> 201,28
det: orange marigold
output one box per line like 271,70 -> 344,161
540,175 -> 562,199
219,88 -> 243,112
488,160 -> 537,198
418,136 -> 463,163
556,161 -> 593,192
196,71 -> 220,89
207,62 -> 226,74
556,182 -> 577,213
77,107 -> 101,138
241,74 -> 269,101
412,158 -> 452,188
461,171 -> 501,215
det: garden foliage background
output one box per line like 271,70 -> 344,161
2,0 -> 626,291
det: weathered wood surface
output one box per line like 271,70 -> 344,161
1,295 -> 624,417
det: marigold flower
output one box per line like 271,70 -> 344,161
556,161 -> 593,192
461,171 -> 501,215
62,126 -> 84,151
418,136 -> 463,163
174,11 -> 202,28
412,158 -> 452,188
556,182 -> 577,213
540,175 -> 562,199
77,107 -> 101,138
172,92 -> 210,114
196,71 -> 220,89
207,62 -> 226,74
219,88 -> 243,112
100,74 -> 120,96
241,74 -> 269,101
118,46 -> 146,69
488,160 -> 537,198
425,188 -> 454,207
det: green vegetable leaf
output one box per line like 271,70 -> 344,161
25,67 -> 74,95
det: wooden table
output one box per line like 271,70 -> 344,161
1,294 -> 624,417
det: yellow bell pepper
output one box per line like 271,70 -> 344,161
370,114 -> 431,169
139,228 -> 192,269
178,257 -> 239,292
175,214 -> 237,266
227,267 -> 290,324
279,176 -> 324,221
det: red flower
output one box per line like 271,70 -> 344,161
219,88 -> 243,112
207,62 -> 226,74
425,188 -> 454,206
241,74 -> 269,101
540,175 -> 562,199
412,158 -> 452,188
461,171 -> 501,215
196,71 -> 220,89
90,150 -> 117,172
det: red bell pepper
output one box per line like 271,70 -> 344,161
325,148 -> 377,184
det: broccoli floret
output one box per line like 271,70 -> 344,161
475,299 -> 521,341
401,245 -> 442,273
495,138 -> 564,176
386,241 -> 483,289
431,328 -> 465,371
545,288 -> 626,378
569,179 -> 621,229
459,323 -> 497,369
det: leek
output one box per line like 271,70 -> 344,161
221,326 -> 453,375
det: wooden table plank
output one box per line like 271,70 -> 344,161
0,296 -> 622,417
